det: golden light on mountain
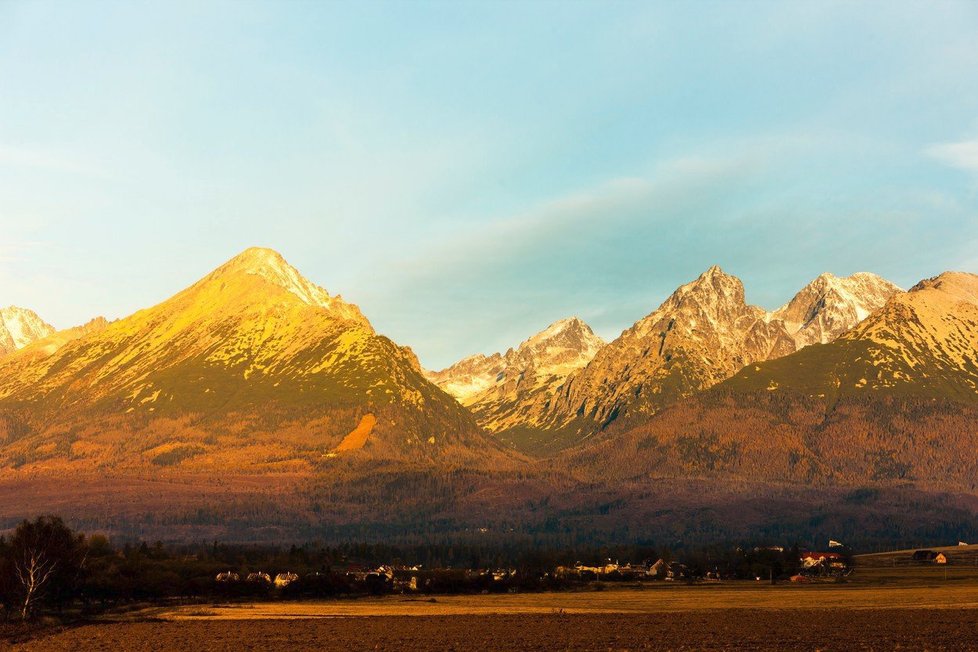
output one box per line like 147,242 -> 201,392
0,248 -> 506,473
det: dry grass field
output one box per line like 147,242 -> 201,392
11,569 -> 978,651
12,610 -> 978,652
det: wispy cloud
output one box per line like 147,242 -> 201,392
388,150 -> 770,280
0,238 -> 48,264
0,145 -> 109,178
355,146 -> 779,367
925,139 -> 978,173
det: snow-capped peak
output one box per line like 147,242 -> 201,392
0,306 -> 56,354
511,317 -> 605,377
427,317 -> 605,427
212,247 -> 367,324
520,317 -> 597,350
223,247 -> 334,307
772,272 -> 902,347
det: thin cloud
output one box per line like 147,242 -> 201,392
0,238 -> 48,263
390,151 -> 768,279
925,139 -> 978,173
0,145 -> 109,179
355,130 -> 978,369
357,147 -> 776,368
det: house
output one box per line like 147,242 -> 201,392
394,575 -> 418,593
274,572 -> 299,587
215,571 -> 239,583
491,569 -> 516,581
246,572 -> 271,584
800,551 -> 845,569
368,566 -> 394,581
647,559 -> 667,579
912,550 -> 949,564
664,562 -> 687,581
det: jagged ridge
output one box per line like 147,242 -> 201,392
428,317 -> 605,434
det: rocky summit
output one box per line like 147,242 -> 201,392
727,270 -> 978,403
427,317 -> 604,434
579,270 -> 978,495
469,266 -> 903,453
769,272 -> 901,348
0,306 -> 55,355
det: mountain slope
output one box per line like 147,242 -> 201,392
428,317 -> 604,435
573,271 -> 978,491
0,248 -> 506,471
0,306 -> 55,355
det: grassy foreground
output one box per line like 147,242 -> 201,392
11,567 -> 978,651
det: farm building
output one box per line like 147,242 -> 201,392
911,550 -> 948,564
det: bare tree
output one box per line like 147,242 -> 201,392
14,547 -> 58,620
7,516 -> 84,620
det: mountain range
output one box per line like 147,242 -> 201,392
575,270 -> 978,491
431,266 -> 901,453
1,247 -> 976,547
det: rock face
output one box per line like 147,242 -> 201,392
427,353 -> 507,408
430,266 -> 901,454
0,306 -> 55,355
428,317 -> 604,432
769,272 -> 901,348
544,266 -> 797,432
0,247 -> 506,470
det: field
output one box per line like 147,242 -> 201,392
11,566 -> 978,651
12,610 -> 977,652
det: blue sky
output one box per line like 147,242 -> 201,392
2,0 -> 977,369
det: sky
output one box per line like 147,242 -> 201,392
2,0 -> 978,369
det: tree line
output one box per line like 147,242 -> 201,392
0,515 -> 842,621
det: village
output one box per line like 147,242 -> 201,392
206,543 -> 978,598
206,547 -> 866,595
